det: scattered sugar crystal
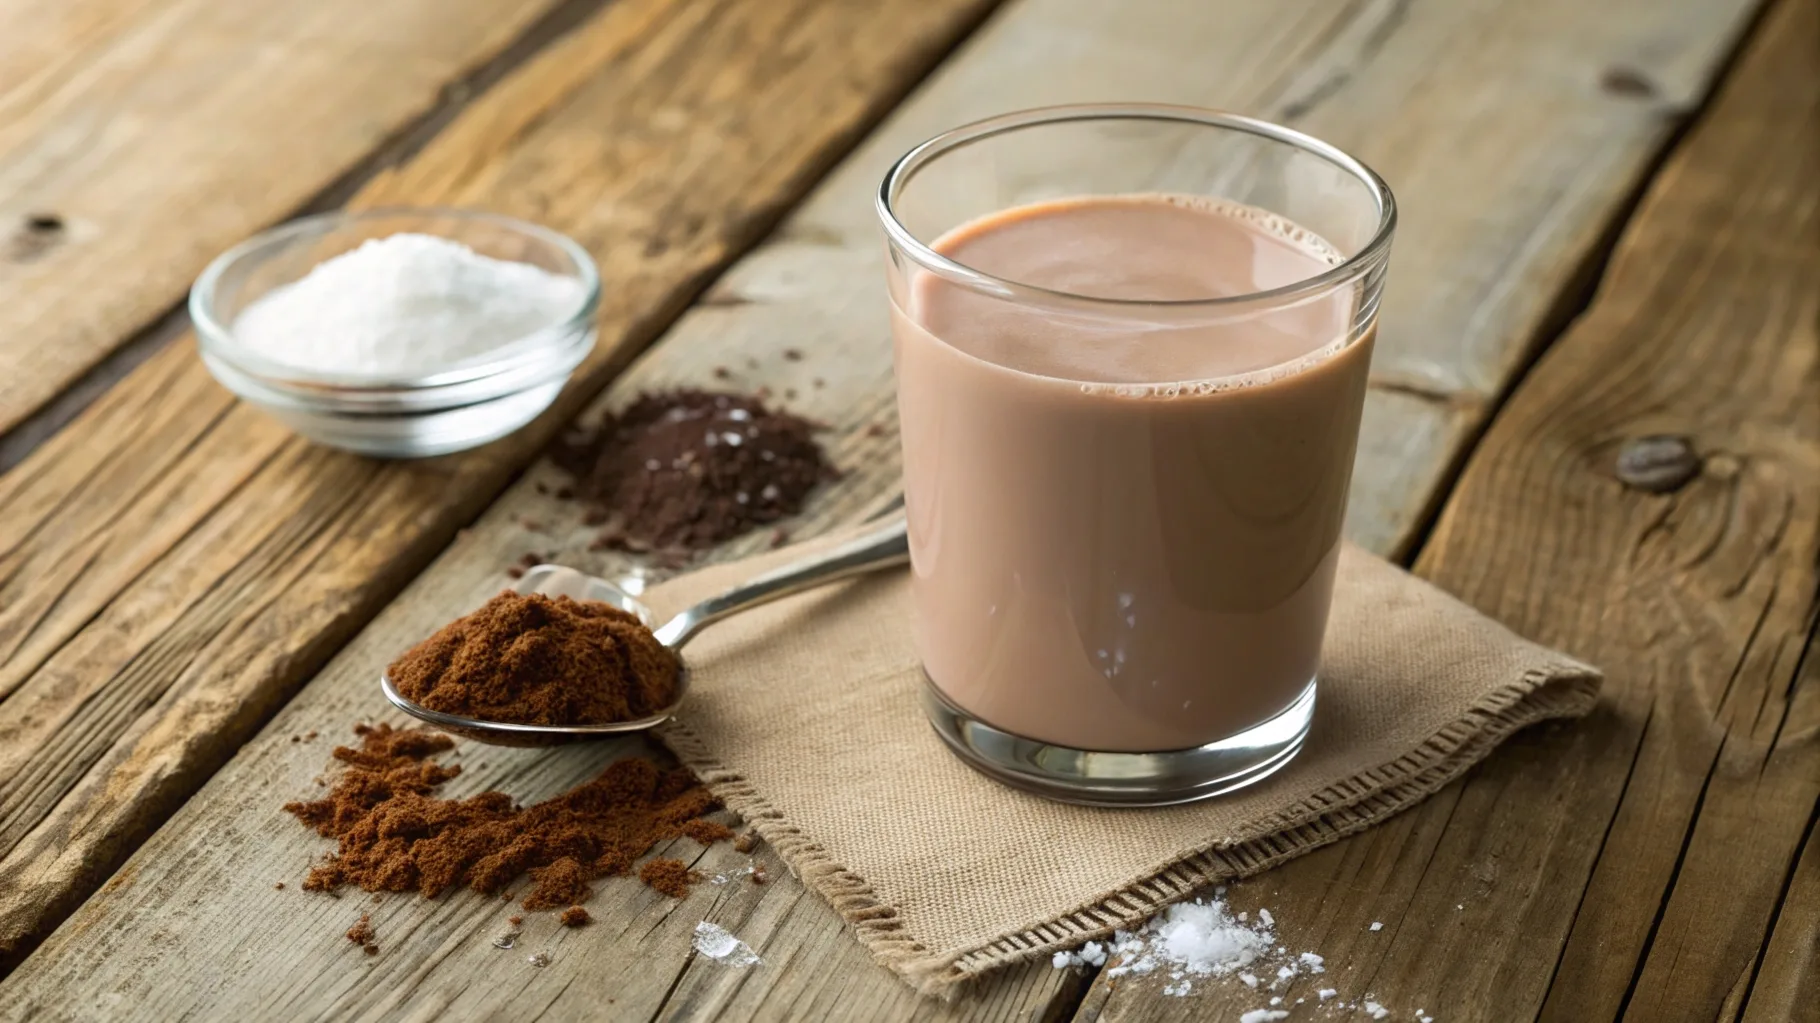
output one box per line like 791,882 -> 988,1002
1319,989 -> 1339,1001
526,952 -> 551,968
1365,999 -> 1390,1019
1153,901 -> 1271,974
1078,893 -> 1346,1004
1050,940 -> 1109,971
692,921 -> 762,968
1456,904 -> 1464,911
1370,921 -> 1384,931
1418,1011 -> 1435,1023
1239,1012 -> 1288,1023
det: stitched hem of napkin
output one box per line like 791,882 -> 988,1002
656,662 -> 1600,997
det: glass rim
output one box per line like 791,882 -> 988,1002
876,103 -> 1397,310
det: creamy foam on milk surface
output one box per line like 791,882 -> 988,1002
918,194 -> 1349,388
892,194 -> 1372,751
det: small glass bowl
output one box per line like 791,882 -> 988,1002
191,208 -> 600,458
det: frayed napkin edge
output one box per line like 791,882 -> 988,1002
657,659 -> 1601,999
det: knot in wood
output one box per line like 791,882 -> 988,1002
1600,67 -> 1657,98
1616,434 -> 1701,493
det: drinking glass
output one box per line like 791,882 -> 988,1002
877,105 -> 1395,805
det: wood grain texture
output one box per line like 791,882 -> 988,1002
0,0 -> 596,437
1078,0 -> 1818,1018
0,1 -> 1780,1022
1736,626 -> 1820,1023
0,0 -> 1002,973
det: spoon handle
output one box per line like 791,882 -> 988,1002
652,515 -> 909,649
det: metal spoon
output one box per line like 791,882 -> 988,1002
380,514 -> 909,746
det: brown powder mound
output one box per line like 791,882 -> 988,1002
680,819 -> 735,845
522,857 -> 592,911
387,592 -> 679,726
553,389 -> 838,552
560,906 -> 592,928
285,725 -> 731,911
638,858 -> 698,899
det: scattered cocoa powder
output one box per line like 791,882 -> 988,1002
387,591 -> 679,726
680,819 -> 734,845
284,725 -> 732,916
509,915 -> 523,927
346,913 -> 377,954
505,550 -> 546,579
751,865 -> 768,885
638,858 -> 698,899
561,906 -> 592,928
274,882 -> 286,890
552,389 -> 837,552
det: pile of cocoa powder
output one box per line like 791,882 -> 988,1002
284,724 -> 724,914
553,389 -> 838,554
387,591 -> 678,726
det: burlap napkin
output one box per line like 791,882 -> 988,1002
646,527 -> 1600,995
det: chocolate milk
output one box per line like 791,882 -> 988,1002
891,195 -> 1373,752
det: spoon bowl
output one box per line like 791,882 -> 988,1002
380,515 -> 908,746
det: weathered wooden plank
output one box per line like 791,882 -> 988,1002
0,0 -> 1777,1021
1075,0 -> 1819,1018
0,0 -> 1002,973
0,0 -> 601,438
1737,625 -> 1820,1023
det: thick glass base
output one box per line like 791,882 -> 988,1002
922,676 -> 1315,807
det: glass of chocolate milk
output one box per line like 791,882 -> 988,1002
877,105 -> 1395,805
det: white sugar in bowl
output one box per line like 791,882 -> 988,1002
192,208 -> 599,458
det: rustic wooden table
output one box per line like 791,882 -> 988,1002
0,0 -> 1813,1018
